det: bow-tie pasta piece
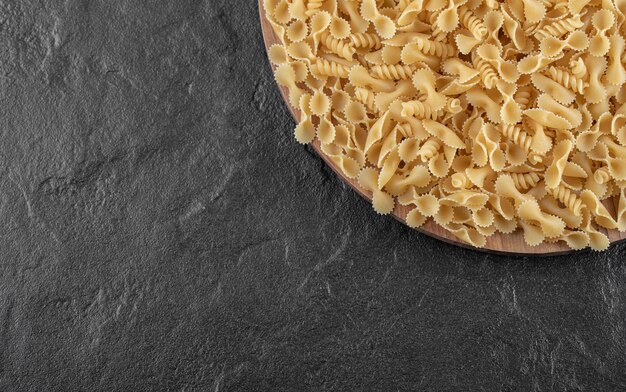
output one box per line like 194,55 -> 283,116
360,0 -> 397,39
264,0 -> 626,250
358,167 -> 395,214
606,34 -> 626,86
287,19 -> 309,42
540,30 -> 589,57
436,0 -> 468,33
589,9 -> 614,57
330,15 -> 352,39
294,94 -> 316,144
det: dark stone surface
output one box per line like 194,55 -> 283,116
0,1 -> 624,391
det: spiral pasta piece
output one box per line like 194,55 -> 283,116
594,166 -> 611,184
429,11 -> 448,42
321,31 -> 356,60
350,33 -> 382,49
401,101 -> 444,119
396,121 -> 428,139
534,15 -> 584,40
458,6 -> 487,40
547,185 -> 584,215
570,58 -> 587,79
418,138 -> 442,162
354,87 -> 377,112
306,0 -> 324,16
310,58 -> 351,78
370,64 -> 416,80
500,124 -> 533,152
412,37 -> 456,58
546,67 -> 588,94
472,56 -> 499,89
451,173 -> 473,188
514,86 -> 533,111
510,172 -> 542,190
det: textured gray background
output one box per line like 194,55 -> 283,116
0,1 -> 625,391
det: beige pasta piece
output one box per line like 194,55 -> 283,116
517,52 -> 563,74
349,65 -> 396,92
476,43 -> 519,83
510,172 -> 542,190
330,15 -> 352,39
530,73 -> 576,106
539,31 -> 588,58
618,188 -> 626,231
606,34 -> 626,86
589,9 -> 614,57
309,11 -> 332,49
274,63 -> 305,107
350,33 -> 382,49
310,58 -> 351,78
320,31 -> 356,60
360,0 -> 397,39
370,64 -> 416,80
546,67 -> 587,94
545,140 -> 574,188
517,199 -> 566,238
497,81 -> 523,124
459,5 -> 488,39
358,167 -> 395,214
533,14 -> 584,40
521,0 -> 547,24
474,54 -> 503,86
265,0 -> 626,251
548,182 -> 583,213
404,38 -> 456,58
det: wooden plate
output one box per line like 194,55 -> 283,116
258,0 -> 626,256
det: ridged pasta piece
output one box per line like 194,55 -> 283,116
417,138 -> 442,162
546,67 -> 587,94
406,38 -> 456,58
370,64 -> 416,80
401,101 -> 444,119
546,185 -> 583,215
514,85 -> 534,111
350,33 -> 383,49
510,172 -> 542,190
500,124 -> 533,152
396,118 -> 430,140
458,6 -> 488,40
306,0 -> 324,16
320,31 -> 356,60
472,55 -> 499,89
570,57 -> 587,79
545,140 -> 574,188
517,199 -> 566,238
310,58 -> 351,78
429,11 -> 448,41
580,190 -> 618,229
451,172 -> 473,189
354,87 -> 377,112
533,14 -> 584,40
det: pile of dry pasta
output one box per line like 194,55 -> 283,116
264,0 -> 626,250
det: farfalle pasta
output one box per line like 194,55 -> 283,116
263,0 -> 626,251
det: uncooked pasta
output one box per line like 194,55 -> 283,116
264,0 -> 626,251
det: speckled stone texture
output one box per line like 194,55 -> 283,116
0,1 -> 624,391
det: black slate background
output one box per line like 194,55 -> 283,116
0,1 -> 625,391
